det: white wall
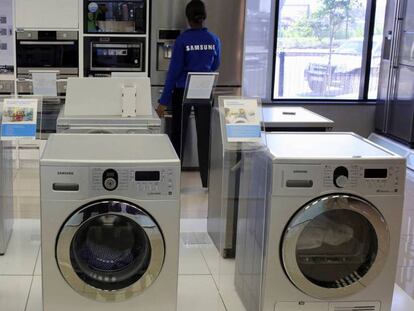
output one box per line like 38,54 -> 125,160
0,0 -> 14,67
304,105 -> 376,137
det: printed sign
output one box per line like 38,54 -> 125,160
1,98 -> 38,140
32,71 -> 57,96
185,73 -> 217,100
223,98 -> 261,142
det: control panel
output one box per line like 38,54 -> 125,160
274,163 -> 405,196
102,169 -> 118,191
91,167 -> 177,198
323,164 -> 403,194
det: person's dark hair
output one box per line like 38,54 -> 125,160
186,0 -> 207,25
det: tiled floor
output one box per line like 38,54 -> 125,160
2,167 -> 414,310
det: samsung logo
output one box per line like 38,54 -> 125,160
57,172 -> 74,176
186,44 -> 216,52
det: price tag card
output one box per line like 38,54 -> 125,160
223,98 -> 262,142
184,72 -> 219,103
1,98 -> 38,140
32,71 -> 58,97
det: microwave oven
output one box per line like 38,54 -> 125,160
84,36 -> 145,76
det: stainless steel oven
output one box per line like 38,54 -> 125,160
84,0 -> 147,34
16,30 -> 79,94
84,36 -> 145,76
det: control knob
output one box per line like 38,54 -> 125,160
333,166 -> 349,188
103,169 -> 118,191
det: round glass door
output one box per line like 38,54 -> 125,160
281,194 -> 389,299
56,200 -> 165,302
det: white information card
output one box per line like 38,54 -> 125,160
223,98 -> 262,142
185,73 -> 217,100
32,71 -> 58,97
1,98 -> 38,140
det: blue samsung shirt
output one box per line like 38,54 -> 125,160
159,27 -> 221,106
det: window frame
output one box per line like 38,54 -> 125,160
270,0 -> 379,104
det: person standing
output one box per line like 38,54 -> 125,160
156,0 -> 221,188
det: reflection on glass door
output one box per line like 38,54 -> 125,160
56,200 -> 165,302
282,195 -> 389,299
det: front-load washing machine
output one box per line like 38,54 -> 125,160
208,107 -> 334,258
235,132 -> 406,311
40,134 -> 180,311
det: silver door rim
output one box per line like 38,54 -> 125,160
282,194 -> 390,300
56,200 -> 165,302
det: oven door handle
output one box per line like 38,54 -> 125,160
19,41 -> 76,45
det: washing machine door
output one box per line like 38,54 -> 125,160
281,194 -> 390,299
56,200 -> 164,302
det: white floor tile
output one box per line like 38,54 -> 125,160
177,275 -> 225,311
181,172 -> 203,188
396,266 -> 414,299
199,243 -> 221,283
392,285 -> 414,311
13,168 -> 40,193
180,218 -> 207,233
34,251 -> 41,276
13,196 -> 40,219
26,276 -> 42,311
0,276 -> 32,311
0,219 -> 40,275
179,243 -> 210,275
218,273 -> 247,311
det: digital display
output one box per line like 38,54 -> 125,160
96,48 -> 128,56
159,30 -> 181,40
364,169 -> 388,179
135,171 -> 160,181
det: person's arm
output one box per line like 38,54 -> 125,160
211,37 -> 221,71
159,38 -> 185,107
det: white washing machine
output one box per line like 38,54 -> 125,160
208,106 -> 334,259
40,134 -> 180,311
235,133 -> 406,311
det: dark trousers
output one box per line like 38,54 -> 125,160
171,88 -> 211,188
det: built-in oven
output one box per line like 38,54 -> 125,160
84,36 -> 145,76
85,0 -> 147,34
16,30 -> 79,94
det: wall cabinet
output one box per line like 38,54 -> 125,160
15,0 -> 79,29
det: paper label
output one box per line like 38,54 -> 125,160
186,74 -> 216,100
32,71 -> 57,96
1,98 -> 38,140
223,98 -> 261,142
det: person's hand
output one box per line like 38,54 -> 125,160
156,104 -> 167,118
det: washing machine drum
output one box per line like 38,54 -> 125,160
281,194 -> 390,300
56,200 -> 165,302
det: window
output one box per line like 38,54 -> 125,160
368,0 -> 386,99
243,0 -> 274,99
272,0 -> 383,101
